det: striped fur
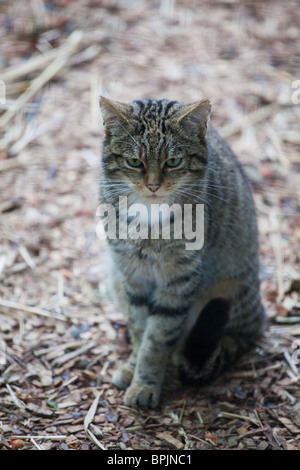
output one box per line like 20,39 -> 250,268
99,97 -> 265,408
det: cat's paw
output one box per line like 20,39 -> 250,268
112,365 -> 134,390
124,383 -> 159,408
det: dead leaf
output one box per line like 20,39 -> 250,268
236,423 -> 250,435
204,432 -> 218,446
9,438 -> 23,449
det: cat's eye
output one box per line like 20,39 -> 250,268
165,157 -> 183,168
126,157 -> 143,168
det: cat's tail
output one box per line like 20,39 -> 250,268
178,297 -> 264,385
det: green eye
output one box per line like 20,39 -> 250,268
126,157 -> 143,168
165,157 -> 183,168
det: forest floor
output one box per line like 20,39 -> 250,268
0,0 -> 300,451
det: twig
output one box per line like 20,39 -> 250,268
30,438 -> 44,450
219,103 -> 281,139
99,359 -> 110,376
236,427 -> 268,440
254,409 -> 263,428
0,45 -> 72,83
218,411 -> 260,427
196,410 -> 204,426
266,124 -> 291,168
283,350 -> 299,377
257,363 -> 283,374
34,341 -> 83,357
51,343 -> 97,366
228,362 -> 282,378
189,434 -> 218,449
125,425 -> 143,432
10,435 -> 67,440
6,384 -> 25,409
71,45 -> 101,67
84,390 -> 107,450
0,30 -> 82,129
275,316 -> 300,324
84,390 -> 103,430
0,254 -> 6,274
286,369 -> 300,383
280,130 -> 300,145
0,43 -> 100,83
0,199 -> 22,213
53,270 -> 65,307
8,119 -> 62,157
18,245 -> 36,271
0,298 -> 68,321
47,375 -> 79,401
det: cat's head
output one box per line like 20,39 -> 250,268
99,97 -> 211,203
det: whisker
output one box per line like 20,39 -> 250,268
181,181 -> 237,193
172,188 -> 210,207
119,124 -> 140,148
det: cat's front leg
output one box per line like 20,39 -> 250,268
112,281 -> 149,390
112,304 -> 148,389
124,309 -> 188,408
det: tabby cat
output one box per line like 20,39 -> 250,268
99,96 -> 265,408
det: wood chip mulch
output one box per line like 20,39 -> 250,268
0,0 -> 300,451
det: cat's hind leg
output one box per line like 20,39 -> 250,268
178,295 -> 264,384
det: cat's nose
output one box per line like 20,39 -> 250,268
147,183 -> 160,193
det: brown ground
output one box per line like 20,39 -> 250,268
0,0 -> 300,451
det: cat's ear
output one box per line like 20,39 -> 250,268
99,96 -> 132,130
174,99 -> 211,135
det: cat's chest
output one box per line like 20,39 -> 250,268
114,238 -> 182,284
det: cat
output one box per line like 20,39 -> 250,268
98,96 -> 265,408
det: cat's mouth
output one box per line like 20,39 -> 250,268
143,195 -> 167,202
